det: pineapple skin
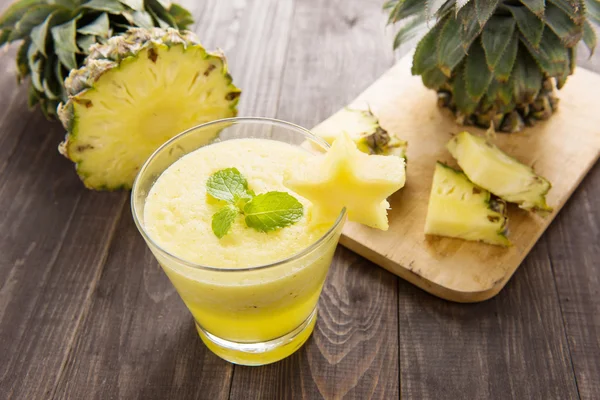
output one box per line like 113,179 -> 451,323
447,132 -> 552,212
425,162 -> 510,246
58,28 -> 241,190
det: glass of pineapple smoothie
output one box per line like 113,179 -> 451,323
131,117 -> 346,366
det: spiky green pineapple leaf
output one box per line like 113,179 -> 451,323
496,76 -> 515,112
0,29 -> 10,46
119,0 -> 144,11
421,67 -> 448,89
507,5 -> 545,48
545,2 -> 584,47
42,54 -> 62,100
0,0 -> 45,30
28,84 -> 41,108
583,20 -> 597,55
77,12 -> 109,37
393,14 -> 427,49
54,60 -> 66,96
437,15 -> 467,76
455,0 -> 470,15
521,0 -> 546,17
76,34 -> 95,52
411,20 -> 440,73
548,0 -> 585,23
453,65 -> 478,114
474,0 -> 500,27
523,29 -> 569,76
51,17 -> 80,70
587,0 -> 600,24
386,0 -> 422,24
16,38 -> 30,78
436,0 -> 456,19
513,47 -> 543,105
465,40 -> 493,101
30,58 -> 44,92
147,0 -> 177,28
493,33 -> 519,81
481,78 -> 499,110
82,0 -> 125,14
457,2 -> 481,50
26,41 -> 43,91
167,3 -> 193,29
8,5 -> 54,41
124,10 -> 154,29
556,47 -> 577,88
30,13 -> 53,56
147,7 -> 170,29
481,16 -> 516,69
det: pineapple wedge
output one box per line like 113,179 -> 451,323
425,162 -> 510,246
285,132 -> 405,230
447,132 -> 552,212
311,108 -> 407,158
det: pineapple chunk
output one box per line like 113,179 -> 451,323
447,132 -> 552,212
425,162 -> 510,246
311,108 -> 407,158
285,132 -> 405,230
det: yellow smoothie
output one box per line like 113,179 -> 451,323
143,138 -> 342,364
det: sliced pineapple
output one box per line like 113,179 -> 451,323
311,108 -> 408,158
425,162 -> 510,246
58,28 -> 240,190
447,131 -> 552,212
285,132 -> 405,230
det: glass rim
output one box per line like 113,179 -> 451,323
131,116 -> 347,273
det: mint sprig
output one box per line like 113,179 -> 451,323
244,192 -> 304,232
207,168 -> 303,238
207,167 -> 253,207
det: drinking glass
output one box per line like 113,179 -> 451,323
131,117 -> 346,365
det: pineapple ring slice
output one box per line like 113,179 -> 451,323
59,32 -> 240,190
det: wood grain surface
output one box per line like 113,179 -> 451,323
0,0 -> 598,399
331,54 -> 600,302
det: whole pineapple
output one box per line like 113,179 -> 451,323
0,2 -> 241,191
386,0 -> 600,132
0,0 -> 193,119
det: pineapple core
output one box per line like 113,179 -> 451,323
284,132 -> 405,230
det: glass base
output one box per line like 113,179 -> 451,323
196,308 -> 317,366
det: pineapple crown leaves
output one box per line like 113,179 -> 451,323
0,0 -> 194,119
387,0 -> 600,130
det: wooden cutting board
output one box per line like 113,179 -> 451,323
313,55 -> 600,303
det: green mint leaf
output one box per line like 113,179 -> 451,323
244,191 -> 304,233
212,204 -> 238,239
206,168 -> 253,204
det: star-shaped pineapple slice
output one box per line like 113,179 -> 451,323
285,132 -> 406,230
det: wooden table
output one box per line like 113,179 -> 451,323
1,1 -> 599,399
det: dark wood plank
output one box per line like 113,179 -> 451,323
0,48 -> 127,400
546,42 -> 600,400
398,241 -> 580,399
546,163 -> 600,400
229,1 -> 400,398
52,206 -> 233,400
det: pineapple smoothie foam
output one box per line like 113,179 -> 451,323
144,139 -> 329,267
143,138 -> 340,363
